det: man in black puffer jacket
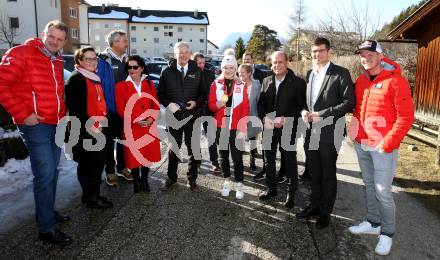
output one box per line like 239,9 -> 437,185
158,41 -> 205,191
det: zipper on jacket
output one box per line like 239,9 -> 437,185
32,91 -> 38,117
51,60 -> 61,121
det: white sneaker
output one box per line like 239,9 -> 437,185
375,235 -> 392,255
348,221 -> 381,235
235,182 -> 244,200
221,179 -> 231,197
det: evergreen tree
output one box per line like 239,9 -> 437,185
246,25 -> 281,62
234,37 -> 246,61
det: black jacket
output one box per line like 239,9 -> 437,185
158,59 -> 205,116
253,67 -> 267,84
258,69 -> 306,121
304,63 -> 355,143
65,71 -> 105,162
201,67 -> 215,116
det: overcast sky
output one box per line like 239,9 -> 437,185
87,0 -> 422,45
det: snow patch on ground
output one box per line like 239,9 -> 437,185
0,128 -> 20,140
0,152 -> 77,198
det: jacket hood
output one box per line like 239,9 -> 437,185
361,56 -> 402,80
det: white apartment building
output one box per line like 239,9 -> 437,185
0,0 -> 61,52
87,6 -> 209,58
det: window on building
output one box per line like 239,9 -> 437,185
189,39 -> 192,42
208,50 -> 212,55
190,28 -> 193,31
144,26 -> 147,30
131,37 -> 136,42
154,38 -> 159,43
164,32 -> 174,37
95,23 -> 100,29
144,38 -> 147,42
104,24 -> 109,29
132,49 -> 137,54
177,38 -> 182,42
143,50 -> 147,54
70,28 -> 78,39
200,39 -> 204,43
169,25 -> 173,29
199,50 -> 204,54
55,0 -> 58,8
200,28 -> 204,32
114,23 -> 121,29
131,25 -> 136,31
69,7 -> 77,18
95,35 -> 100,41
7,0 -> 18,2
9,17 -> 19,29
164,25 -> 168,29
154,27 -> 159,31
177,27 -> 183,32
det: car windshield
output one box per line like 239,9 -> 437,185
147,63 -> 167,75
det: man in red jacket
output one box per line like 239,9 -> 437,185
0,20 -> 72,245
348,40 -> 414,256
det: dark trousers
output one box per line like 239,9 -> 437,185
77,150 -> 106,201
167,116 -> 200,182
264,129 -> 298,192
305,142 -> 338,216
216,129 -> 244,182
131,166 -> 149,176
104,112 -> 125,175
203,120 -> 219,164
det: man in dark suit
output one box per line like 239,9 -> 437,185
296,37 -> 355,229
192,52 -> 220,172
258,51 -> 306,208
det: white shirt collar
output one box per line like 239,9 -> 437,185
126,75 -> 148,95
312,61 -> 331,75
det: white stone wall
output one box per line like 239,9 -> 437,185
129,23 -> 208,58
0,0 -> 60,51
88,19 -> 128,53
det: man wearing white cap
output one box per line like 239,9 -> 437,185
348,40 -> 414,255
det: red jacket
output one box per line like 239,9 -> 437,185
208,78 -> 249,133
0,38 -> 66,125
349,56 -> 414,152
115,77 -> 161,169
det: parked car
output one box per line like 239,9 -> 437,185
145,62 -> 168,90
62,54 -> 75,72
254,63 -> 271,74
150,57 -> 168,62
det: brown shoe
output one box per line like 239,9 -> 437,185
106,174 -> 119,186
116,168 -> 133,181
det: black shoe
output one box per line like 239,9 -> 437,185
160,179 -> 177,191
132,171 -> 141,193
141,174 -> 150,192
86,196 -> 113,209
259,190 -> 277,200
188,180 -> 198,191
253,170 -> 265,180
54,211 -> 70,223
316,215 -> 330,229
39,229 -> 72,245
296,206 -> 320,219
277,176 -> 286,184
284,194 -> 294,208
212,162 -> 221,172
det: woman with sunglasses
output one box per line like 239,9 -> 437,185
115,55 -> 161,193
65,46 -> 113,209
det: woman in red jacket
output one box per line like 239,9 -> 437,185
115,55 -> 161,193
208,55 -> 249,200
65,46 -> 113,209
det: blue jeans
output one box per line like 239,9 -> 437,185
18,123 -> 61,233
354,142 -> 398,236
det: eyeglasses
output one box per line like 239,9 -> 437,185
83,57 -> 98,63
127,65 -> 140,70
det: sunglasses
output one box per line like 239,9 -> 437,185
127,65 -> 140,70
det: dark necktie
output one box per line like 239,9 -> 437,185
181,66 -> 185,81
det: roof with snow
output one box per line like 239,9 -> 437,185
88,6 -> 209,25
88,6 -> 132,20
132,10 -> 209,25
